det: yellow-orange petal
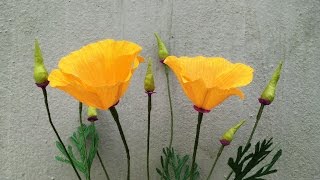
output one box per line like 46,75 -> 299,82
182,79 -> 244,110
58,39 -> 142,87
48,69 -> 105,109
214,63 -> 254,89
164,56 -> 233,87
201,88 -> 244,110
92,82 -> 129,109
49,69 -> 129,110
164,56 -> 253,89
164,55 -> 252,111
182,79 -> 208,108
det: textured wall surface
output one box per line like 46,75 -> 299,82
1,0 -> 320,179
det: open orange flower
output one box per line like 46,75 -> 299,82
48,39 -> 143,110
164,56 -> 254,112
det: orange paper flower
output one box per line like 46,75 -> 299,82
164,56 -> 253,112
48,39 -> 143,110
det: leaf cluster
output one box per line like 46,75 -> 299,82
156,147 -> 200,180
55,124 -> 99,179
228,138 -> 282,180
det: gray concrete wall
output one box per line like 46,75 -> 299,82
1,0 -> 320,179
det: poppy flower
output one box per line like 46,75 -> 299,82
48,39 -> 143,110
164,56 -> 254,112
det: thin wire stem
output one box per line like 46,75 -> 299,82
246,104 -> 265,145
165,65 -> 174,149
225,171 -> 232,180
225,104 -> 265,180
79,102 -> 83,124
190,112 -> 204,180
206,145 -> 224,180
78,102 -> 90,180
41,88 -> 82,180
109,107 -> 130,180
89,120 -> 110,180
147,94 -> 152,180
97,150 -> 111,180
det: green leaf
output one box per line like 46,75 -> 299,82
55,156 -> 70,163
228,138 -> 282,180
55,123 -> 100,178
157,147 -> 200,180
55,141 -> 68,157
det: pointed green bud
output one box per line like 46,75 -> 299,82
220,120 -> 245,146
144,59 -> 155,93
259,61 -> 283,105
87,106 -> 98,122
154,33 -> 169,62
33,39 -> 49,87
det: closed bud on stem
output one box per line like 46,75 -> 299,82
220,120 -> 245,146
87,106 -> 98,122
154,33 -> 169,62
33,39 -> 49,88
144,58 -> 155,94
259,61 -> 283,105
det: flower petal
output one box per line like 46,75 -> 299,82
183,79 -> 208,108
164,55 -> 252,111
201,88 -> 244,110
214,63 -> 254,89
58,39 -> 142,87
48,69 -> 105,109
164,56 -> 233,87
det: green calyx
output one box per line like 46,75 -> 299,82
154,33 -> 169,61
33,39 -> 48,84
260,61 -> 283,104
144,59 -> 155,92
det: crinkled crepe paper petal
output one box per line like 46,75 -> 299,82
48,39 -> 143,110
58,39 -> 142,87
49,69 -> 131,110
164,56 -> 252,110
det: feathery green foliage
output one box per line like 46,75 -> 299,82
55,124 -> 99,179
228,138 -> 282,180
156,147 -> 200,180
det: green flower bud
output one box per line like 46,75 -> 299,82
154,33 -> 169,62
144,59 -> 155,93
220,120 -> 245,146
259,61 -> 283,105
33,39 -> 49,87
87,106 -> 98,122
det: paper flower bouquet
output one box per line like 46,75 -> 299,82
33,33 -> 283,180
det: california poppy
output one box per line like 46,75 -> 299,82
48,39 -> 143,110
164,56 -> 254,112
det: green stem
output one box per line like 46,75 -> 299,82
90,120 -> 110,180
190,112 -> 204,180
147,94 -> 152,180
225,104 -> 265,180
225,171 -> 232,180
246,104 -> 265,145
41,88 -> 82,180
165,65 -> 174,149
78,102 -> 90,180
97,150 -> 111,180
79,102 -> 83,124
206,145 -> 224,180
109,107 -> 130,180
